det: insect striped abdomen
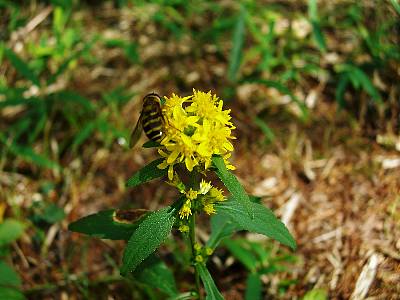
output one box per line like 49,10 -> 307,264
142,97 -> 164,142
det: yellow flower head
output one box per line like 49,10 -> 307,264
157,90 -> 235,179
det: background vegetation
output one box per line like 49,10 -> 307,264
1,0 -> 399,299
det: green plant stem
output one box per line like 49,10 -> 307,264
189,213 -> 202,299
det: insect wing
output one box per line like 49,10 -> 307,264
130,114 -> 143,148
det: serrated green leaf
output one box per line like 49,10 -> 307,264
4,48 -> 40,86
212,155 -> 253,219
121,206 -> 176,276
69,209 -> 149,240
196,264 -> 224,300
0,219 -> 26,247
223,239 -> 257,271
126,158 -> 167,188
216,200 -> 296,250
133,254 -> 178,296
228,7 -> 246,83
245,273 -> 262,300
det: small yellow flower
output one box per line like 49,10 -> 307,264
199,180 -> 212,195
178,225 -> 189,233
195,255 -> 204,263
179,200 -> 192,219
205,247 -> 213,256
185,189 -> 198,201
203,203 -> 216,215
194,243 -> 202,253
209,187 -> 225,202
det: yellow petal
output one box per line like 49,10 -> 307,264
168,165 -> 174,180
167,150 -> 180,164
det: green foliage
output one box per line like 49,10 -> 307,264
0,261 -> 25,300
30,203 -> 65,225
302,288 -> 328,300
245,273 -> 262,300
133,254 -> 178,297
126,158 -> 167,188
308,0 -> 327,52
254,117 -> 275,144
120,206 -> 176,276
228,6 -> 246,83
212,155 -> 253,218
196,264 -> 224,300
69,209 -> 148,240
4,48 -> 40,86
0,219 -> 26,247
216,199 -> 296,250
207,212 -> 237,249
335,63 -> 382,107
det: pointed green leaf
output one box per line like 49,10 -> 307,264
196,264 -> 224,300
4,48 -> 40,86
216,200 -> 296,250
126,158 -> 167,188
121,206 -> 176,276
212,155 -> 253,219
69,209 -> 149,240
133,254 -> 178,296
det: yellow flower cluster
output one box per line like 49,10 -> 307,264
178,180 -> 226,219
157,90 -> 235,180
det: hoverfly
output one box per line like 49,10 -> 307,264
130,93 -> 165,147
